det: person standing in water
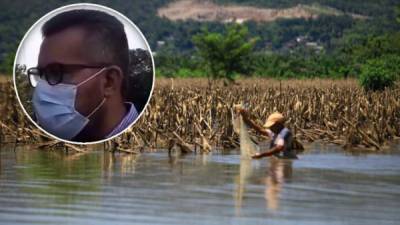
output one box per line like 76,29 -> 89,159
235,107 -> 299,159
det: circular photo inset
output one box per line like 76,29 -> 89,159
13,3 -> 154,144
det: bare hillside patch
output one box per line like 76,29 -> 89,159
157,0 -> 367,23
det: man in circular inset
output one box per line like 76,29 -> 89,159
27,9 -> 138,142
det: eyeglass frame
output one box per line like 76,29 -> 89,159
27,63 -> 112,87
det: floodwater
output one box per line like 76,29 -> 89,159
0,144 -> 399,225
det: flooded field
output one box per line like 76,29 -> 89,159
1,144 -> 400,225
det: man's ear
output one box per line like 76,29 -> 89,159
103,65 -> 123,98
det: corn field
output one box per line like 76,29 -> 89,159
1,78 -> 399,153
126,78 -> 400,152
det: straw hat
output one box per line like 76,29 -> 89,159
263,112 -> 285,128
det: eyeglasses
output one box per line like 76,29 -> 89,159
27,63 -> 110,87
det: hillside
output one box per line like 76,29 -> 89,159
158,0 -> 367,23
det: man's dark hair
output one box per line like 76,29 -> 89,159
42,9 -> 129,98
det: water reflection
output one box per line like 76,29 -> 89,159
234,157 -> 293,215
265,157 -> 293,211
102,151 -> 139,179
14,149 -> 102,206
2,147 -> 140,207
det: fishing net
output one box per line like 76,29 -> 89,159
232,108 -> 259,159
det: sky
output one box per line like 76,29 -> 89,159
15,3 -> 151,70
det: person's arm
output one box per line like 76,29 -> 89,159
238,109 -> 270,137
252,145 -> 284,159
252,130 -> 288,159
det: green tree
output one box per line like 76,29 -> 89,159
192,24 -> 258,84
359,57 -> 397,91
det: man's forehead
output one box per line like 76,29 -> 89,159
38,26 -> 92,67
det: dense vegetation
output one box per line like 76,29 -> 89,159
0,0 -> 399,88
160,23 -> 400,88
155,1 -> 400,90
192,24 -> 258,82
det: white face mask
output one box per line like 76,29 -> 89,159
32,68 -> 108,140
